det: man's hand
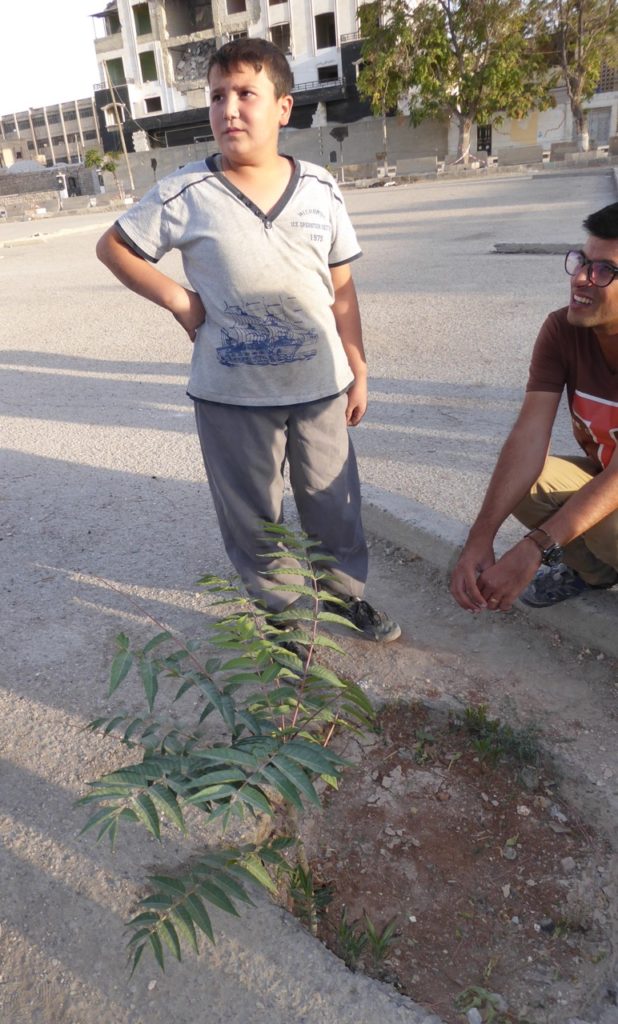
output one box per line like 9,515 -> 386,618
475,540 -> 542,611
346,376 -> 368,425
170,288 -> 206,341
450,539 -> 496,611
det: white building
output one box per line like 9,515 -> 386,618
91,0 -> 369,149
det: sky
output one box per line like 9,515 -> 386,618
0,0 -> 102,113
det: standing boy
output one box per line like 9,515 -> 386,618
96,38 -> 400,642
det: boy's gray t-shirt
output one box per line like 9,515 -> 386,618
115,156 -> 362,406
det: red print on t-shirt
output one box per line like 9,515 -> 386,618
572,389 -> 618,469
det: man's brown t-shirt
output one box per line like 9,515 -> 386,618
527,306 -> 618,471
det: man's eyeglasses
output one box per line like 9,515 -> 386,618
564,249 -> 618,288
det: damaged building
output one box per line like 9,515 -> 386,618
91,0 -> 370,151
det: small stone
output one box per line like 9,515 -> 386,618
511,915 -> 521,925
520,766 -> 540,791
539,917 -> 555,934
503,846 -> 517,861
467,1009 -> 483,1024
381,776 -> 392,789
148,980 -> 157,991
502,883 -> 511,898
561,856 -> 577,874
490,993 -> 508,1013
517,804 -> 531,816
549,804 -> 568,823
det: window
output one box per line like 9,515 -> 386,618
315,12 -> 336,49
598,64 -> 618,92
106,10 -> 121,33
318,64 -> 338,82
226,0 -> 246,12
139,50 -> 157,82
64,110 -> 77,121
79,106 -> 95,118
56,154 -> 68,164
31,116 -> 46,127
17,120 -> 30,130
106,58 -> 126,85
27,141 -> 35,150
145,96 -> 162,112
47,113 -> 60,124
133,3 -> 152,35
229,30 -> 247,39
52,135 -> 64,145
84,130 -> 99,140
271,23 -> 291,53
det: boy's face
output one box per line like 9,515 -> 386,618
208,62 -> 293,168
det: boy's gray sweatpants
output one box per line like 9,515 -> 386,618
193,393 -> 368,611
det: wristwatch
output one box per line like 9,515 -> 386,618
523,527 -> 563,567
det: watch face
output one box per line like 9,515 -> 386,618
542,544 -> 563,567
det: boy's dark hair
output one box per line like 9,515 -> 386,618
583,202 -> 618,240
207,38 -> 294,98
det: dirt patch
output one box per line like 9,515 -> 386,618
302,702 -> 613,1023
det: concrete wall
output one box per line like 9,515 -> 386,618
0,170 -> 62,197
108,114 -> 448,196
0,166 -> 100,198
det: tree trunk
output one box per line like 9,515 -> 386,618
382,106 -> 389,177
572,102 -> 590,152
457,116 -> 473,165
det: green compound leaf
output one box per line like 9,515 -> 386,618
149,785 -> 186,833
139,658 -> 159,712
159,919 -> 182,961
132,793 -> 161,839
171,905 -> 199,953
184,894 -> 215,943
109,647 -> 133,696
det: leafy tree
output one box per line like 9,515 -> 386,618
541,0 -> 618,150
84,147 -> 123,197
359,0 -> 553,164
79,526 -> 374,971
357,1 -> 413,173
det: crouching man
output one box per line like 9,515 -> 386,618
451,202 -> 618,612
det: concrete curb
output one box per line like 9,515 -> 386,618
362,489 -> 618,661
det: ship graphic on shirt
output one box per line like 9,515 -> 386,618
216,301 -> 318,367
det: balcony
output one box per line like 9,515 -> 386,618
94,33 -> 123,54
94,75 -> 135,89
291,77 -> 346,106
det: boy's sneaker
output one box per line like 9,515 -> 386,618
265,616 -> 308,663
323,597 -> 401,643
520,563 -> 605,607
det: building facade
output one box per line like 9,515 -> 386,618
0,99 -> 101,168
91,0 -> 371,150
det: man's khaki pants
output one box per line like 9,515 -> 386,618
513,455 -> 618,587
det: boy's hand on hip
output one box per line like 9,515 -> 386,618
171,288 -> 206,341
346,378 -> 368,426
